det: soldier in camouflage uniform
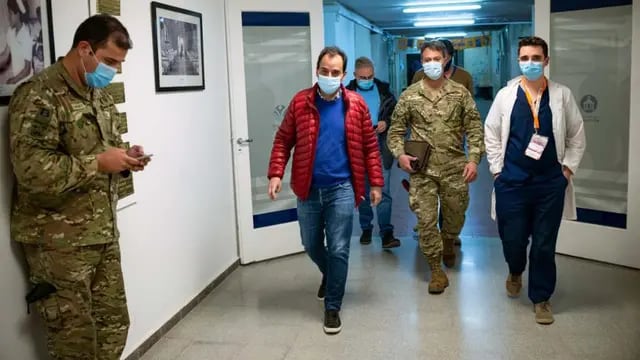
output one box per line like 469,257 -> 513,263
387,41 -> 484,294
8,15 -> 149,359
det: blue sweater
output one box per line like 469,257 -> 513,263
312,95 -> 351,187
357,83 -> 380,126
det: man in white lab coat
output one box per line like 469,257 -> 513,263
484,36 -> 586,325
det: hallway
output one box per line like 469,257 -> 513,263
140,98 -> 640,359
140,235 -> 640,360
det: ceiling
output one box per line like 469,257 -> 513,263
333,0 -> 533,37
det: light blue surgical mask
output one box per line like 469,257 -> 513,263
317,75 -> 341,95
422,61 -> 443,80
519,61 -> 544,81
357,79 -> 374,90
83,55 -> 117,88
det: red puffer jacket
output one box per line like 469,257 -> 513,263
268,84 -> 383,206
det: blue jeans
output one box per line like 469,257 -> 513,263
358,167 -> 393,235
297,182 -> 355,311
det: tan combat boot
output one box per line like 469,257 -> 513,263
506,274 -> 522,298
442,237 -> 456,268
428,257 -> 449,294
534,301 -> 554,325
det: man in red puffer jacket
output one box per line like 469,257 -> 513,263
267,46 -> 384,335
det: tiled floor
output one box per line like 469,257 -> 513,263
141,99 -> 640,359
141,235 -> 640,360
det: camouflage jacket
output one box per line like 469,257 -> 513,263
9,60 -> 126,247
387,79 -> 485,176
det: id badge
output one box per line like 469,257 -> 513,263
525,134 -> 549,160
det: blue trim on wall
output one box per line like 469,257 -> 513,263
576,208 -> 627,229
253,208 -> 298,229
242,12 -> 310,27
551,0 -> 631,13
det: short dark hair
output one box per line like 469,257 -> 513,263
420,40 -> 447,58
316,46 -> 348,73
72,14 -> 133,51
436,38 -> 455,56
518,36 -> 548,58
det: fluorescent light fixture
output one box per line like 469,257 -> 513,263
425,32 -> 467,38
414,19 -> 475,27
404,0 -> 481,4
403,4 -> 481,13
415,14 -> 474,21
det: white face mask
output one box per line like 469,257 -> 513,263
423,61 -> 443,80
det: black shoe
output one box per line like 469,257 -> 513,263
317,277 -> 326,301
323,310 -> 342,334
360,229 -> 372,245
381,231 -> 401,249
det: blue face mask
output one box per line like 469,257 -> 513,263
357,79 -> 374,90
84,55 -> 117,88
422,61 -> 443,80
317,75 -> 341,95
519,61 -> 544,81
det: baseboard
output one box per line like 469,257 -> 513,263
124,259 -> 240,360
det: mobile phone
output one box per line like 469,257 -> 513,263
137,154 -> 153,161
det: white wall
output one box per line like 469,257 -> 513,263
0,0 -> 240,358
323,3 -> 388,83
371,34 -> 390,83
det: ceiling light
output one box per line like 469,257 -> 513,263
415,14 -> 474,21
403,4 -> 482,13
425,32 -> 467,38
404,0 -> 481,4
414,19 -> 475,27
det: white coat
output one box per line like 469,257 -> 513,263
484,77 -> 586,220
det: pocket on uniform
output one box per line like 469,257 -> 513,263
37,295 -> 62,330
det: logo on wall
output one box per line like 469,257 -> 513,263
273,104 -> 287,133
273,104 -> 286,118
580,95 -> 598,113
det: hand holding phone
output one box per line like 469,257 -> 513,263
136,154 -> 153,162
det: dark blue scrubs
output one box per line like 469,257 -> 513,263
494,86 -> 568,304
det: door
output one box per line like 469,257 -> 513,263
225,0 -> 324,264
534,0 -> 640,268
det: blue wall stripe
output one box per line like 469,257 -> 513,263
551,0 -> 631,13
576,208 -> 627,229
242,12 -> 310,27
253,208 -> 298,229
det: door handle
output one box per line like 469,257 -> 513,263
237,138 -> 254,145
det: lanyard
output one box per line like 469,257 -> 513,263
522,77 -> 547,133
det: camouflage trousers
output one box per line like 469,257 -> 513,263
408,170 -> 469,260
22,242 -> 129,360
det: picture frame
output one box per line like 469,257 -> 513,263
150,2 -> 205,92
1,0 -> 55,105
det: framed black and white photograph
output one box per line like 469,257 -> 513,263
0,0 -> 55,105
151,2 -> 204,92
